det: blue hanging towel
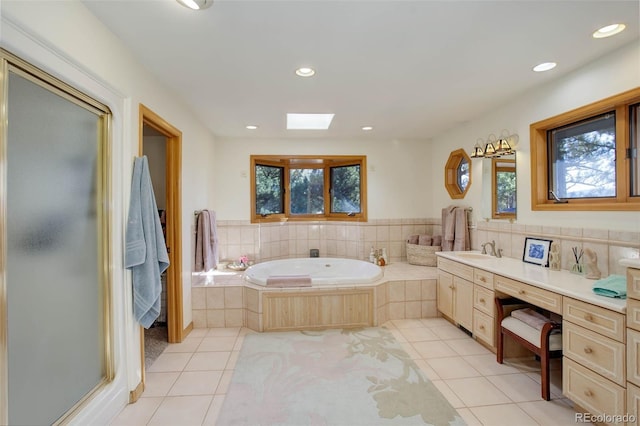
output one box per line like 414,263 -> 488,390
125,156 -> 170,328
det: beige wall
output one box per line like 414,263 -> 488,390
429,41 -> 640,233
213,137 -> 431,220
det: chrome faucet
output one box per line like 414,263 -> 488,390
481,240 -> 496,256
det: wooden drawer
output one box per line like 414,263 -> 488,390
437,257 -> 474,282
563,358 -> 626,425
563,321 -> 626,386
628,382 -> 640,426
494,275 -> 562,315
474,269 -> 494,290
628,268 -> 640,300
474,285 -> 494,317
473,309 -> 495,348
563,297 -> 625,342
628,328 -> 640,388
628,298 -> 640,333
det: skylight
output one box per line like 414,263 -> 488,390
286,113 -> 335,130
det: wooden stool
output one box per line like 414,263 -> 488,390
495,297 -> 562,400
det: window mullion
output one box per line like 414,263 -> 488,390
283,163 -> 291,217
324,164 -> 331,218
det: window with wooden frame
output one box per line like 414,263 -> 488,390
530,87 -> 640,211
251,155 -> 367,222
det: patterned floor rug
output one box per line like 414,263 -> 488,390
217,327 -> 465,425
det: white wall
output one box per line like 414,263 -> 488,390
213,137 -> 431,220
429,41 -> 640,232
144,135 -> 167,210
1,1 -> 216,424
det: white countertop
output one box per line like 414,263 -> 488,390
620,258 -> 640,269
436,251 -> 627,314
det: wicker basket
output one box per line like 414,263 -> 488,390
406,243 -> 441,266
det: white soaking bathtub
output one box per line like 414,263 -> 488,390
244,257 -> 383,286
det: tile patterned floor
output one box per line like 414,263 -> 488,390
110,319 -> 589,425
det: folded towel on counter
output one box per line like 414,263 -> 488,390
408,234 -> 419,245
592,274 -> 627,299
511,308 -> 551,330
266,275 -> 312,287
418,234 -> 432,246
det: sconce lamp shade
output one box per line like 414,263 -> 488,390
484,142 -> 497,156
496,138 -> 512,153
470,143 -> 484,158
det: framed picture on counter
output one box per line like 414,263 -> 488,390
523,237 -> 552,267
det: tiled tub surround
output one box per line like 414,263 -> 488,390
213,218 -> 440,265
197,218 -> 637,332
191,263 -> 438,331
212,218 -> 638,277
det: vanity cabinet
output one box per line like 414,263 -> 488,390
437,269 -> 473,331
494,275 -> 562,315
437,251 -> 630,425
627,266 -> 640,425
437,258 -> 473,332
473,269 -> 495,349
437,256 -> 495,348
563,297 -> 627,423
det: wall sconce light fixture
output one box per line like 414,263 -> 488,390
470,130 -> 518,159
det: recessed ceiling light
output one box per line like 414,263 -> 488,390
295,67 -> 316,77
533,62 -> 557,72
286,113 -> 334,130
176,0 -> 213,10
593,23 -> 626,38
361,126 -> 373,131
246,125 -> 258,130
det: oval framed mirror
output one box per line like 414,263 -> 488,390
444,148 -> 471,199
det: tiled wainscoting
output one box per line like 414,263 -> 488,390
475,221 -> 639,277
213,218 -> 440,264
210,217 -> 639,277
191,264 -> 438,330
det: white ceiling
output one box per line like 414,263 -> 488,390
82,0 -> 639,141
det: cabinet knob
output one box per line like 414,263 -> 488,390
449,285 -> 454,290
480,277 -> 486,282
584,389 -> 594,398
584,314 -> 594,321
479,325 -> 485,330
479,298 -> 486,303
518,290 -> 525,295
583,347 -> 593,354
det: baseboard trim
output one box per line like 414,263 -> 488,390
183,321 -> 194,339
129,381 -> 144,403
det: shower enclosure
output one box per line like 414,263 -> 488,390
0,50 -> 113,425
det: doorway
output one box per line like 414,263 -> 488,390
138,105 -> 184,380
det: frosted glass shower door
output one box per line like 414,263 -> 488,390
4,67 -> 110,425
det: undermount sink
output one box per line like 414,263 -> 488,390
453,252 -> 493,260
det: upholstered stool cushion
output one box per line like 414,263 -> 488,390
501,316 -> 562,351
